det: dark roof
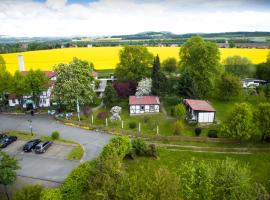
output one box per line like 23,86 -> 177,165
184,99 -> 215,112
129,96 -> 160,105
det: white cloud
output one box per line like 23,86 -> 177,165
0,0 -> 269,37
46,0 -> 67,10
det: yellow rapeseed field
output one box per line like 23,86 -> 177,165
0,47 -> 269,74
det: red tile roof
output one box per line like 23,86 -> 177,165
21,71 -> 56,78
183,99 -> 215,112
129,96 -> 160,105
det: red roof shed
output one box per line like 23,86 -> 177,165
129,96 -> 160,105
183,99 -> 215,112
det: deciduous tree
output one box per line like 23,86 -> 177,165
0,151 -> 20,199
24,69 -> 48,106
179,36 -> 221,98
10,70 -> 27,106
221,103 -> 254,140
218,73 -> 242,101
53,58 -> 96,111
135,78 -> 152,96
254,102 -> 270,142
224,55 -> 255,78
162,57 -> 177,72
115,46 -> 153,82
103,84 -> 118,107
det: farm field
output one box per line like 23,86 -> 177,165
0,47 -> 269,74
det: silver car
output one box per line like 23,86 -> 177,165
34,141 -> 53,153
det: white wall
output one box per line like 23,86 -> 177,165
198,112 -> 215,123
129,104 -> 159,115
8,99 -> 19,107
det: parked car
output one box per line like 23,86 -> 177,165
0,134 -> 7,139
0,136 -> 17,148
34,141 -> 53,153
23,139 -> 41,152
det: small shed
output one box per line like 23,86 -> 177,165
183,99 -> 216,123
129,96 -> 160,115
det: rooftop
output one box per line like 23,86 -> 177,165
129,96 -> 160,105
183,99 -> 215,112
21,70 -> 56,78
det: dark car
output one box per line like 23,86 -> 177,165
34,141 -> 53,153
23,139 -> 41,152
0,134 -> 7,139
0,136 -> 17,148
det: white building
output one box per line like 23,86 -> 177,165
129,96 -> 160,115
8,95 -> 20,107
183,99 -> 216,123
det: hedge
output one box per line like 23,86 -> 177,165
40,188 -> 62,200
60,160 -> 97,200
99,136 -> 131,160
40,136 -> 131,200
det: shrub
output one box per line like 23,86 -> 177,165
13,185 -> 44,200
129,121 -> 137,129
143,116 -> 150,123
97,111 -> 109,119
51,131 -> 60,140
146,144 -> 158,158
82,106 -> 92,117
100,136 -> 131,161
61,160 -> 97,200
132,138 -> 148,156
40,188 -> 62,200
208,130 -> 218,138
172,120 -> 184,135
195,127 -> 202,136
174,104 -> 186,120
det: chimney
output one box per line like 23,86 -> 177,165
18,54 -> 25,72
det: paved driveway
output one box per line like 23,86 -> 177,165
0,114 -> 112,161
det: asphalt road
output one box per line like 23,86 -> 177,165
0,113 -> 112,184
0,114 -> 112,160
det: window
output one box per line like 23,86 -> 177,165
12,99 -> 16,103
140,105 -> 144,111
150,105 -> 155,111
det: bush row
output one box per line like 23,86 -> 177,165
39,136 -> 131,200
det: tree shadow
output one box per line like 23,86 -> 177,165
0,54 -> 6,71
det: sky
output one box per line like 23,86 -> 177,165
0,0 -> 270,37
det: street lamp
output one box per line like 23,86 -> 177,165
28,119 -> 33,136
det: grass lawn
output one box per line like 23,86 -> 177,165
67,144 -> 84,160
124,148 -> 270,191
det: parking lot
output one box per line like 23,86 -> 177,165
1,139 -> 80,183
2,139 -> 75,160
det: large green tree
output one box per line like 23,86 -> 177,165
151,55 -> 166,95
10,70 -> 27,107
162,57 -> 177,73
254,102 -> 270,142
103,84 -> 118,108
178,70 -> 200,98
218,73 -> 242,101
256,62 -> 270,82
24,69 -> 48,105
179,36 -> 221,98
224,55 -> 255,78
0,151 -> 20,199
221,103 -> 254,140
115,46 -> 153,82
0,68 -> 12,105
53,57 -> 96,111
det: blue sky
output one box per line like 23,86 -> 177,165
0,0 -> 270,37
